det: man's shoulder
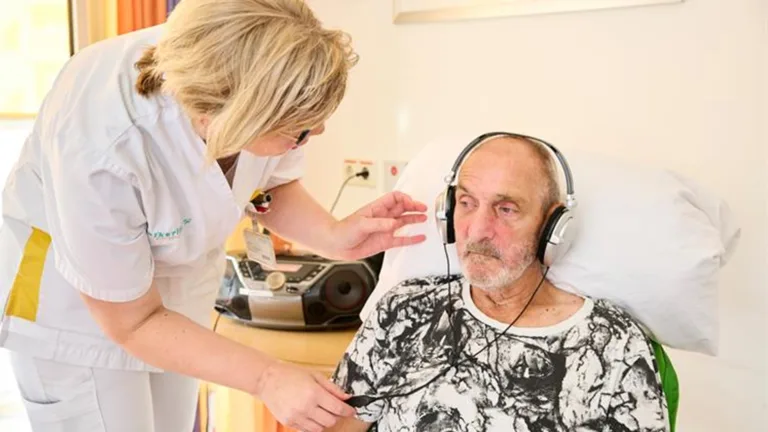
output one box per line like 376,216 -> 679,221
381,274 -> 460,301
365,274 -> 462,323
586,297 -> 655,345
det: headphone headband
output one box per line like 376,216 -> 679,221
446,132 -> 576,206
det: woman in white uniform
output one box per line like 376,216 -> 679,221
0,1 -> 427,431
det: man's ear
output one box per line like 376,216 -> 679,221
545,202 -> 564,218
538,202 -> 565,235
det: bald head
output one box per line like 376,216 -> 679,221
462,137 -> 561,213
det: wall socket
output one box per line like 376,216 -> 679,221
342,159 -> 377,188
383,160 -> 409,191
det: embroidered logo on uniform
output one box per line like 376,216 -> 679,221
149,218 -> 191,241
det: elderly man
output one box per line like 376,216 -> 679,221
327,135 -> 671,432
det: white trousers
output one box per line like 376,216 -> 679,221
9,352 -> 199,432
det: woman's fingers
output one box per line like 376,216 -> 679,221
315,375 -> 355,417
365,192 -> 427,218
310,406 -> 340,428
394,214 -> 428,228
258,363 -> 354,431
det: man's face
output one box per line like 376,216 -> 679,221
454,138 -> 547,292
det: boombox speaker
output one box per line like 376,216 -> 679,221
215,252 -> 382,330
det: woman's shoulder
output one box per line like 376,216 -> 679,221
39,26 -> 172,155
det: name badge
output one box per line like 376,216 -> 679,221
243,228 -> 277,269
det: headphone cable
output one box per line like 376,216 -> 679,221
346,259 -> 549,408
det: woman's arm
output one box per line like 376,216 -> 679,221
256,180 -> 340,257
257,181 -> 427,260
80,285 -> 354,432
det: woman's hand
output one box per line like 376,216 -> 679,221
256,182 -> 428,261
329,191 -> 428,260
255,361 -> 356,432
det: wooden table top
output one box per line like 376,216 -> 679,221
212,312 -> 358,376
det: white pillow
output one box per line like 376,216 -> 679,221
363,136 -> 740,356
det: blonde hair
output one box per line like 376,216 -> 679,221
135,0 -> 358,160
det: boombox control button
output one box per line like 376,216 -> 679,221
239,262 -> 251,278
285,286 -> 299,294
265,272 -> 286,291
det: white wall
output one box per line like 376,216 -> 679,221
305,0 -> 767,430
762,0 -> 768,413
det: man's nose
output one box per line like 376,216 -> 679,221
466,206 -> 495,240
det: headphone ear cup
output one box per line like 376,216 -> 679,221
434,186 -> 456,244
536,206 -> 574,266
445,187 -> 456,244
435,186 -> 451,244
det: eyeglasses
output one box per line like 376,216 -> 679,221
278,129 -> 312,149
295,129 -> 310,147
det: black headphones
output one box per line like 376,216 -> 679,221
434,132 -> 577,267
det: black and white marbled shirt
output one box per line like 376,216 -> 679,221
332,275 -> 670,432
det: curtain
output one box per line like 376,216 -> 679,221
71,0 -> 118,51
84,0 -> 118,45
117,0 -> 167,34
71,0 -> 180,51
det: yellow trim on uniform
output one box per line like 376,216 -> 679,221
4,227 -> 51,322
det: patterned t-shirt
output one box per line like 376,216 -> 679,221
332,275 -> 670,432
